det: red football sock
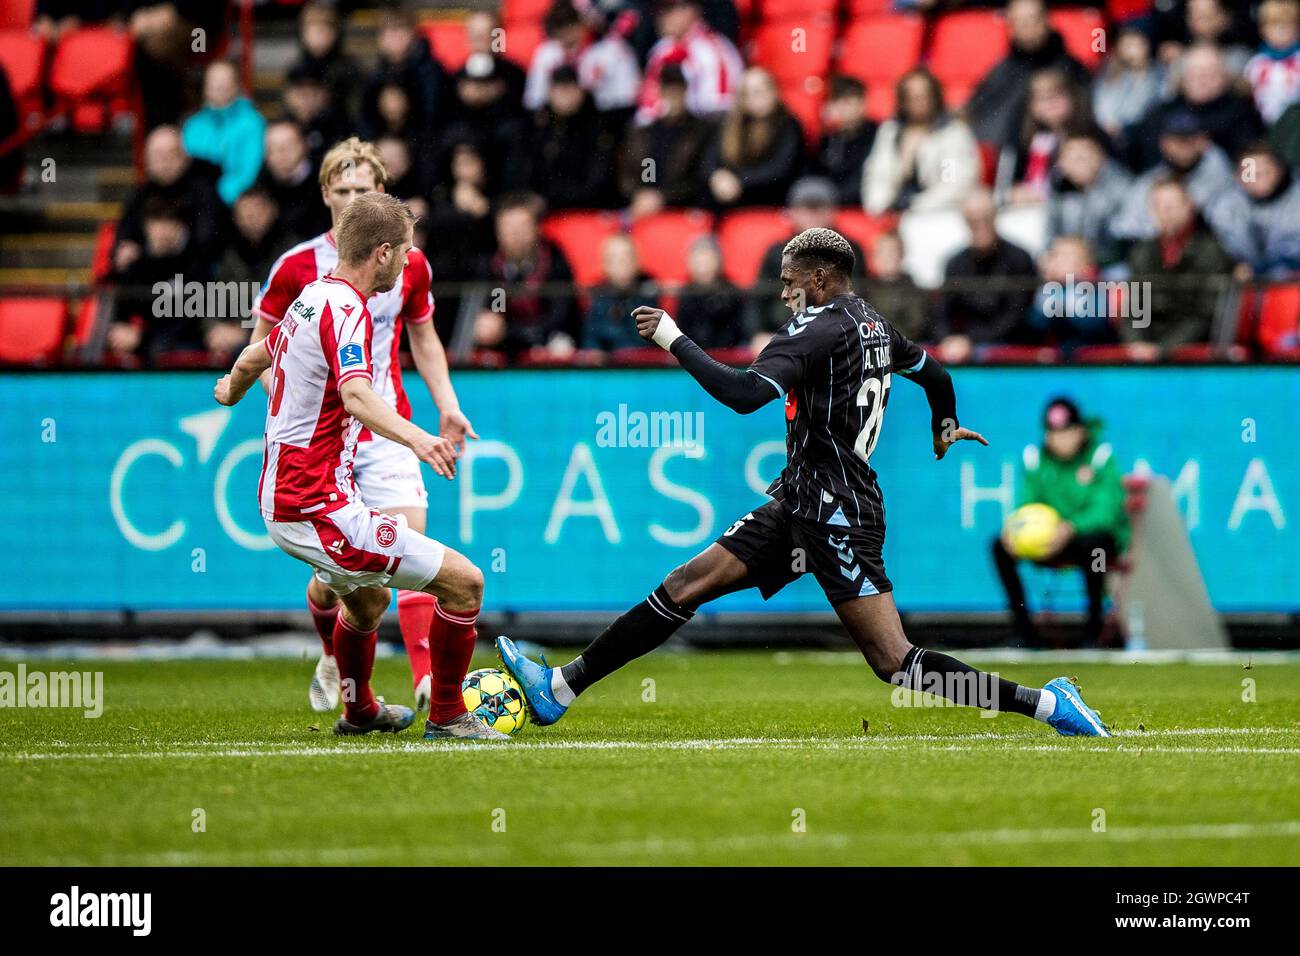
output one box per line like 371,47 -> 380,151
307,588 -> 339,656
333,613 -> 379,724
427,603 -> 479,724
396,590 -> 435,690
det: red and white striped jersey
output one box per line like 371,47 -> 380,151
635,22 -> 743,125
253,231 -> 434,422
258,274 -> 375,521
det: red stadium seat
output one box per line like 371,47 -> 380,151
717,207 -> 795,287
0,31 -> 41,101
499,19 -> 543,69
422,20 -> 470,73
540,211 -> 621,287
846,0 -> 894,14
48,26 -> 132,131
975,344 -> 1063,364
835,16 -> 924,95
832,208 -> 898,259
71,295 -> 103,350
0,0 -> 34,29
750,14 -> 835,86
90,221 -> 116,283
757,0 -> 837,20
779,80 -> 824,143
1049,8 -> 1105,71
928,12 -> 1008,101
0,297 -> 65,364
501,0 -> 552,25
1254,284 -> 1300,355
630,209 -> 715,286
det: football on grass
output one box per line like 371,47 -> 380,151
462,668 -> 528,735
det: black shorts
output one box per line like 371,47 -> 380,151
714,499 -> 892,607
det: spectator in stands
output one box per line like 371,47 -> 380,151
1125,176 -> 1234,358
814,76 -> 877,208
930,190 -> 1038,363
474,194 -> 578,358
1271,98 -> 1300,165
374,135 -> 429,225
863,231 -> 926,342
1128,44 -> 1264,172
182,61 -> 266,206
1047,132 -> 1134,268
525,66 -> 620,209
863,68 -> 980,216
526,2 -> 641,116
116,125 -> 226,274
361,3 -> 445,139
441,53 -> 530,195
1024,236 -> 1118,353
427,139 -> 496,338
1159,0 -> 1255,82
1112,109 -> 1236,241
1206,142 -> 1300,277
32,0 -> 89,42
108,197 -> 211,362
619,64 -> 715,216
675,236 -> 747,349
966,0 -> 1088,150
1006,68 -> 1097,204
255,120 -> 329,242
992,396 -> 1128,647
283,66 -> 344,169
292,1 -> 359,125
704,68 -> 803,209
1093,25 -> 1164,148
749,177 -> 865,341
583,235 -> 660,352
126,2 -> 227,129
636,0 -> 744,125
463,10 -> 526,105
1245,0 -> 1300,124
209,186 -> 285,361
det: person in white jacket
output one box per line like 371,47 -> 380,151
862,68 -> 980,216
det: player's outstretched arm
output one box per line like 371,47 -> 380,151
214,338 -> 274,407
407,320 -> 478,452
899,352 -> 988,460
632,306 -> 780,414
339,377 -> 460,479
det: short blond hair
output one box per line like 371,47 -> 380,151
334,192 -> 416,266
319,137 -> 388,190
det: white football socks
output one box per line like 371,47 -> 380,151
1034,688 -> 1057,722
550,667 -> 576,706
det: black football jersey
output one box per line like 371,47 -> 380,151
748,292 -> 927,529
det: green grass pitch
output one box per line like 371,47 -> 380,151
2,652 -> 1298,866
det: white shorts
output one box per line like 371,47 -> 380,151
265,502 -> 445,596
353,436 -> 428,511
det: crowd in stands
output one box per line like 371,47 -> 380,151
27,0 -> 1300,365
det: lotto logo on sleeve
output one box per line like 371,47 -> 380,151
338,343 -> 365,369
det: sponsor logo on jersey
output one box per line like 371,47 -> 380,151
375,522 -> 397,548
340,303 -> 355,316
338,343 -> 364,369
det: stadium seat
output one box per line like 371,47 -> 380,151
48,27 -> 132,132
0,297 -> 65,364
421,20 -> 470,73
540,211 -> 621,287
750,14 -> 835,86
609,347 -> 678,367
757,0 -> 838,20
717,207 -> 795,287
90,221 -> 116,283
975,344 -> 1063,364
1253,284 -> 1300,355
832,208 -> 897,258
1048,8 -> 1105,71
630,209 -> 715,286
834,15 -> 924,100
499,19 -> 543,69
0,0 -> 34,29
778,80 -> 824,144
928,11 -> 1008,103
846,0 -> 894,15
501,0 -> 552,24
0,30 -> 43,123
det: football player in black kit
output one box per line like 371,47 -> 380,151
499,228 -> 1111,737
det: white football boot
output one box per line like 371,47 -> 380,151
309,654 -> 341,712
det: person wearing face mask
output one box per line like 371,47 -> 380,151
992,397 -> 1129,647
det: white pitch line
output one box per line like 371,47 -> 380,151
3,727 -> 1298,761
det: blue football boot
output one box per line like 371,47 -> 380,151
1044,677 -> 1112,737
496,635 -> 568,726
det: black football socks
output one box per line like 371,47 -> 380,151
558,585 -> 695,699
899,646 -> 1051,720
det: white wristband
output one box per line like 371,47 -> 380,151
651,313 -> 683,351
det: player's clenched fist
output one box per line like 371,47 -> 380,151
411,431 -> 459,480
631,305 -> 682,350
214,374 -> 237,406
